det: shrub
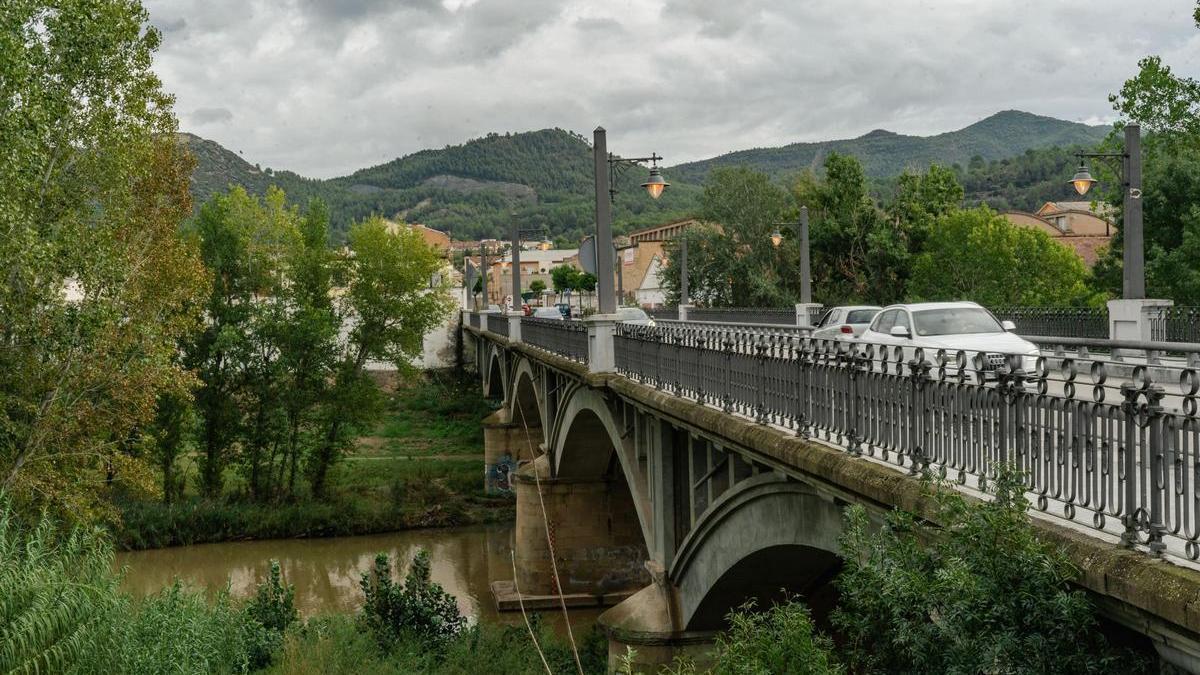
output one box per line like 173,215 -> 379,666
663,600 -> 841,675
244,559 -> 299,668
833,465 -> 1129,674
359,549 -> 466,649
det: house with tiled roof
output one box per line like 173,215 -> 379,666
1001,200 -> 1114,266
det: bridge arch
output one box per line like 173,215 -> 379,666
483,345 -> 506,401
507,357 -> 544,451
670,475 -> 845,631
550,386 -> 653,560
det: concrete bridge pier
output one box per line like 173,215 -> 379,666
482,410 -> 537,493
598,580 -> 716,673
493,455 -> 651,609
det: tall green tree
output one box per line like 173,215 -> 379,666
1094,11 -> 1200,303
908,207 -> 1097,307
0,0 -> 206,519
308,218 -> 453,497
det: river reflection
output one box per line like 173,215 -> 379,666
114,524 -> 601,632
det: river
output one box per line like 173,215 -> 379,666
113,523 -> 601,633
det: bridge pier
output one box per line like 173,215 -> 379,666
493,455 -> 650,610
482,410 -> 537,494
598,583 -> 715,673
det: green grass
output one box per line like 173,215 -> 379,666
114,372 -> 507,550
366,372 -> 495,457
264,614 -> 608,675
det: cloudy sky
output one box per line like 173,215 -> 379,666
145,0 -> 1199,179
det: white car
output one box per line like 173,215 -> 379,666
616,307 -> 656,327
811,305 -> 881,340
531,306 -> 563,320
858,301 -> 1040,376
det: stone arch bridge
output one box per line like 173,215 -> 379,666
465,311 -> 1200,672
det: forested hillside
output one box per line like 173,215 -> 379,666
181,111 -> 1109,242
670,111 -> 1108,183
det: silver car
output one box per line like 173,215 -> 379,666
616,307 -> 656,327
531,306 -> 563,320
811,305 -> 882,339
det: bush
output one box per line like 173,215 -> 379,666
832,465 -> 1130,674
0,498 -> 266,674
663,600 -> 841,675
245,559 -> 299,668
359,549 -> 466,649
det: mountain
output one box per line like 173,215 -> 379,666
668,111 -> 1109,183
180,110 -> 1109,241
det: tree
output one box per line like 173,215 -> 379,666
529,278 -> 546,297
1093,15 -> 1200,303
659,167 -> 798,307
909,207 -> 1096,307
796,154 -> 911,304
0,1 -> 206,519
308,218 -> 454,497
833,466 -> 1128,674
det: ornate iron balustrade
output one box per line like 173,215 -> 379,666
688,307 -> 798,325
521,317 -> 588,364
613,322 -> 1200,563
656,319 -> 810,339
486,313 -> 509,337
990,306 -> 1109,339
1151,306 -> 1200,343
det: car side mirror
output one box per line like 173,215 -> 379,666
889,325 -> 911,338
1001,320 -> 1017,332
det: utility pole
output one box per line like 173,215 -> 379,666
594,127 -> 616,314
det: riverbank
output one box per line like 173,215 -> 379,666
113,371 -> 508,551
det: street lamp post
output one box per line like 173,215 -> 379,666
769,205 -> 813,303
679,236 -> 689,306
1067,123 -> 1144,299
510,220 -> 549,315
593,126 -> 669,314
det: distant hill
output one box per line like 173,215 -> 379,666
668,111 -> 1109,183
180,110 -> 1109,242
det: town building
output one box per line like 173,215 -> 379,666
617,218 -> 705,308
1001,201 -> 1114,266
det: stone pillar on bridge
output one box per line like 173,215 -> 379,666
1108,298 -> 1173,342
795,302 -> 822,328
585,314 -> 619,373
507,313 -> 522,342
495,455 -> 649,609
482,410 -> 537,494
677,304 -> 691,322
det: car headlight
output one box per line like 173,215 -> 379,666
1021,350 -> 1041,375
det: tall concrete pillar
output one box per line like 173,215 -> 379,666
482,410 -> 539,494
497,455 -> 649,608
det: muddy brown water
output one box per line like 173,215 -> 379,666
114,523 -> 601,634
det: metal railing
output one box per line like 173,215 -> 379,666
688,307 -> 798,325
614,322 -> 1200,562
990,306 -> 1108,339
1151,306 -> 1200,343
468,311 -> 481,329
657,319 -> 810,339
486,313 -> 509,337
521,317 -> 588,364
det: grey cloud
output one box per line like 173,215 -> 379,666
155,16 -> 187,33
191,107 -> 233,125
143,0 -> 1199,178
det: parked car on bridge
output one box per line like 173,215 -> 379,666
858,301 -> 1039,376
616,307 -> 656,327
811,305 -> 881,340
531,306 -> 564,320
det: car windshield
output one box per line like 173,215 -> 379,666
846,309 -> 878,324
617,308 -> 649,321
913,308 -> 1003,336
533,308 -> 560,318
